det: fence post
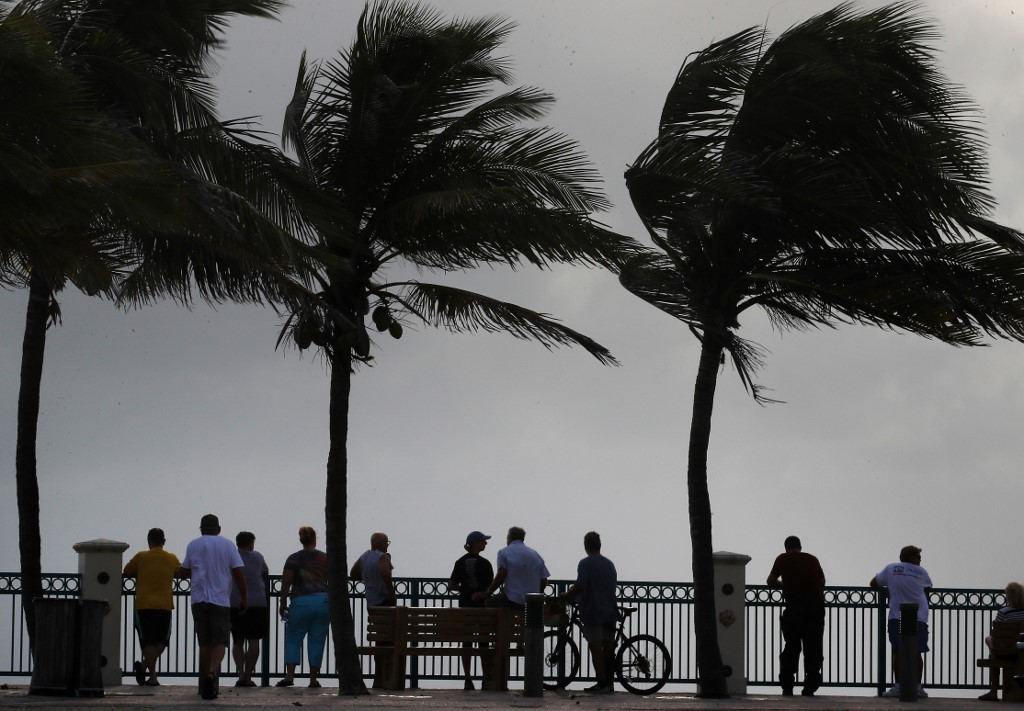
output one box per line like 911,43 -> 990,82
260,574 -> 271,687
712,551 -> 751,696
409,579 -> 419,689
523,592 -> 545,697
74,538 -> 129,688
876,588 -> 888,696
899,602 -> 918,701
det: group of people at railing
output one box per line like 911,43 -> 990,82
767,535 -> 1022,701
122,514 -> 330,699
122,518 -> 1021,700
122,515 -> 618,698
122,514 -> 271,699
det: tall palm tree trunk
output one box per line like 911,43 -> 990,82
325,347 -> 368,695
16,271 -> 51,651
689,333 -> 728,697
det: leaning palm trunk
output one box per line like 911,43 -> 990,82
325,347 -> 366,695
688,334 -> 728,697
16,272 -> 51,650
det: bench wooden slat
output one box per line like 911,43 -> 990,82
358,606 -> 523,691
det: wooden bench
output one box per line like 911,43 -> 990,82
358,606 -> 524,690
977,620 -> 1024,701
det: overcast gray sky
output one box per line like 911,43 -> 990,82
2,0 -> 1022,592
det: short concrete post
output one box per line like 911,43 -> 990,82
899,602 -> 919,702
713,551 -> 752,696
73,539 -> 129,688
523,593 -> 545,697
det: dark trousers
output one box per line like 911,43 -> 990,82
779,600 -> 825,692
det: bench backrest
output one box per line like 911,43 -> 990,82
365,606 -> 524,646
990,620 -> 1024,656
407,608 -> 502,644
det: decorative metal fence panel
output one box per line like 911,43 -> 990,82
745,585 -> 1003,694
0,572 -> 1003,693
0,574 -> 80,678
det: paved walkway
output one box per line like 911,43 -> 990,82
0,684 -> 1000,710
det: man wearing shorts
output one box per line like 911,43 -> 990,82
122,528 -> 180,686
181,514 -> 246,700
560,531 -> 617,694
230,531 -> 268,687
870,545 -> 933,698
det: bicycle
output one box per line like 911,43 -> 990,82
541,599 -> 671,695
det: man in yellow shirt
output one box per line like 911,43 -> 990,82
123,528 -> 180,686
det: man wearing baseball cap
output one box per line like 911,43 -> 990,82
449,531 -> 494,689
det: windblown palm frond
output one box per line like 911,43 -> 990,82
281,0 -> 640,364
394,282 -> 617,365
0,6 -> 180,291
626,0 -> 1024,377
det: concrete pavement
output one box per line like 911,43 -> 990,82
0,683 -> 1000,710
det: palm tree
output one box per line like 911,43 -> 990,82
6,0 -> 303,647
280,1 -> 638,693
620,2 -> 1024,697
2,2 -> 185,642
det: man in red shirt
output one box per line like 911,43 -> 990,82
767,536 -> 825,697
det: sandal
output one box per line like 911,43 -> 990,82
979,691 -> 999,701
133,661 -> 146,686
145,678 -> 160,687
275,678 -> 294,687
308,680 -> 322,688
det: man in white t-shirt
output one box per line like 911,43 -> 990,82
181,514 -> 246,700
870,545 -> 933,698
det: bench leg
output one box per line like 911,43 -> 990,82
1007,661 -> 1024,702
483,648 -> 510,692
371,646 -> 405,690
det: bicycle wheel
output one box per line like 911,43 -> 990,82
541,629 -> 580,690
615,633 -> 670,695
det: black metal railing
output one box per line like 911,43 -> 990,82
0,572 -> 1004,693
0,573 -> 81,678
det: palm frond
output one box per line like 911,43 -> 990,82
273,0 -> 633,363
625,0 -> 1024,404
396,282 -> 617,365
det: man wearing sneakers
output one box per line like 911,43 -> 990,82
767,535 -> 825,697
870,545 -> 933,698
560,531 -> 618,694
181,514 -> 247,700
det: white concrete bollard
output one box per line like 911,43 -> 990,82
73,539 -> 129,688
713,551 -> 752,696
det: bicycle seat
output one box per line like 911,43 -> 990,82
619,607 -> 637,619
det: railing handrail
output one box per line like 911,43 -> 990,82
0,572 -> 1004,693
